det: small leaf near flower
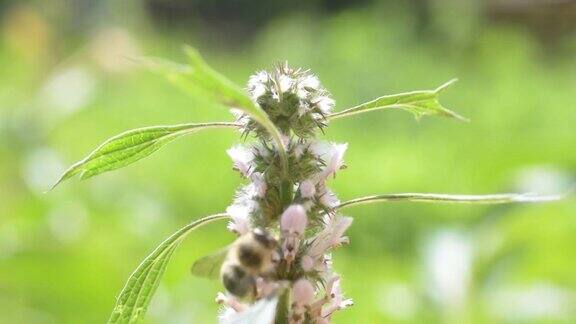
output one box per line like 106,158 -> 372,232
328,79 -> 468,122
108,213 -> 228,324
51,122 -> 238,189
143,47 -> 290,177
190,247 -> 229,280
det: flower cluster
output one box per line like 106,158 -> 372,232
233,62 -> 335,139
220,64 -> 353,323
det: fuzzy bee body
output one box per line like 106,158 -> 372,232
220,228 -> 280,298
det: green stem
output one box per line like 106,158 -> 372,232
280,179 -> 294,210
274,288 -> 290,324
336,192 -> 561,209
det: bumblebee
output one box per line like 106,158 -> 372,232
191,228 -> 280,298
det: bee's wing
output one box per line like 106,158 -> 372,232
190,246 -> 230,280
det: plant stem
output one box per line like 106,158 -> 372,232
274,288 -> 290,324
280,179 -> 294,210
336,192 -> 561,209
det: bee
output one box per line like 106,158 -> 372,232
191,228 -> 281,298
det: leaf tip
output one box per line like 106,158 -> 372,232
46,182 -> 60,193
446,109 -> 470,123
435,78 -> 458,93
517,190 -> 570,203
433,78 -> 470,123
182,45 -> 205,66
47,168 -> 76,192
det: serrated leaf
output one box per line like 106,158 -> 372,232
51,122 -> 238,189
190,246 -> 229,280
223,296 -> 278,324
108,213 -> 229,324
337,192 -> 562,209
143,47 -> 289,176
328,79 -> 468,122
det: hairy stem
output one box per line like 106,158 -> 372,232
274,288 -> 290,324
337,192 -> 561,209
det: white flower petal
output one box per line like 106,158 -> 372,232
250,172 -> 267,198
227,145 -> 254,177
315,96 -> 335,115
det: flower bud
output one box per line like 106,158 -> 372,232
280,204 -> 308,236
299,180 -> 316,199
300,255 -> 315,272
292,278 -> 315,306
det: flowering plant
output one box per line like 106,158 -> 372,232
52,47 -> 557,324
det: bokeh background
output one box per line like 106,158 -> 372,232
1,0 -> 576,323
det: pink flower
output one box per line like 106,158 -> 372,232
216,292 -> 247,313
227,145 -> 254,177
290,278 -> 316,324
280,205 -> 308,264
293,142 -> 308,159
321,275 -> 353,318
247,71 -> 269,100
323,143 -> 347,179
301,215 -> 351,272
317,186 -> 340,209
309,141 -> 348,180
292,278 -> 316,306
256,277 -> 278,298
280,205 -> 308,236
250,172 -> 267,198
301,254 -> 332,273
300,255 -> 315,272
306,215 -> 353,258
225,204 -> 251,235
299,180 -> 316,199
229,108 -> 250,132
280,133 -> 291,148
314,96 -> 335,115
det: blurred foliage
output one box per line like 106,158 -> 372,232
0,0 -> 575,323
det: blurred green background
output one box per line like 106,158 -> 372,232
1,0 -> 575,323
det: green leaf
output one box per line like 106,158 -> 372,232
337,192 -> 562,209
224,296 -> 278,324
108,213 -> 229,324
51,122 -> 238,189
328,79 -> 468,122
143,47 -> 289,176
190,246 -> 229,280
